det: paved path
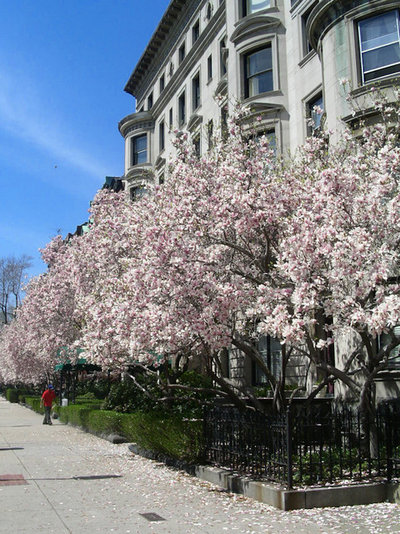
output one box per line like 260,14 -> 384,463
0,397 -> 399,533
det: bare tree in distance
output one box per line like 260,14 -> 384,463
0,255 -> 32,325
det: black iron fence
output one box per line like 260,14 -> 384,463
203,403 -> 400,488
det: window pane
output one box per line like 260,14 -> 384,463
135,135 -> 147,152
136,151 -> 147,164
362,42 -> 400,73
248,0 -> 270,13
381,326 -> 400,365
132,135 -> 147,165
247,47 -> 272,76
248,70 -> 273,96
308,94 -> 324,132
359,11 -> 399,52
265,130 -> 276,153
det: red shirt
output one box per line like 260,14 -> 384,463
42,389 -> 56,407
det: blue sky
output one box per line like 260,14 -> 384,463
0,0 -> 169,278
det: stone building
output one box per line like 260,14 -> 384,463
118,0 -> 400,398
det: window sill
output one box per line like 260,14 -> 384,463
239,6 -> 276,21
244,89 -> 282,101
298,49 -> 317,68
351,74 -> 400,97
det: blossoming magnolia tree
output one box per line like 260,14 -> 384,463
77,100 -> 399,415
1,96 -> 399,418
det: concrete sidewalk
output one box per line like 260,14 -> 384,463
0,397 -> 399,534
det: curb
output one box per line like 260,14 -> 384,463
127,443 -> 400,510
194,465 -> 400,510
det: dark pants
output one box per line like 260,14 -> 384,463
43,406 -> 52,424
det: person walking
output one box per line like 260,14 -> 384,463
41,384 -> 56,425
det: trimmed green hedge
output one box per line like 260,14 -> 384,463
6,388 -> 20,403
53,404 -> 101,427
87,410 -> 123,435
119,411 -> 203,463
20,399 -> 203,464
25,396 -> 44,414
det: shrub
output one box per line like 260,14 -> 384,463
25,396 -> 43,414
101,379 -> 157,413
87,410 -> 123,435
6,388 -> 19,403
65,405 -> 92,429
21,394 -> 204,465
75,378 -> 110,400
102,370 -> 215,418
52,404 -> 93,429
120,411 -> 204,463
74,395 -> 102,408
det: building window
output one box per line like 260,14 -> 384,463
243,0 -> 270,16
207,54 -> 213,81
253,335 -> 282,385
249,128 -> 276,156
192,19 -> 200,44
193,135 -> 201,157
131,134 -> 147,166
378,326 -> 400,368
301,2 -> 317,56
207,119 -> 214,149
261,129 -> 276,154
306,92 -> 324,136
220,38 -> 227,77
221,106 -> 228,139
206,2 -> 212,21
244,45 -> 273,98
192,73 -> 201,111
179,42 -> 186,64
358,10 -> 400,84
159,120 -> 165,152
178,91 -> 186,126
147,92 -> 153,110
160,74 -> 165,93
130,185 -> 147,201
169,107 -> 173,129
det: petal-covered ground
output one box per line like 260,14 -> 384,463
0,398 -> 399,534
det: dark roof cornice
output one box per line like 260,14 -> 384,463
124,0 -> 188,96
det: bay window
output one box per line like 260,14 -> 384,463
358,10 -> 400,83
244,44 -> 273,98
131,134 -> 147,166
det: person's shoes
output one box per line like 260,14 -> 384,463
48,421 -> 52,425
43,421 -> 48,425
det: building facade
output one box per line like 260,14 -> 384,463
119,0 -> 400,196
118,0 -> 400,398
